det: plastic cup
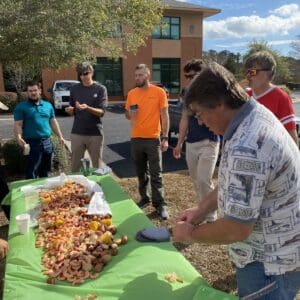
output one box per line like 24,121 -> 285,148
23,144 -> 30,155
15,213 -> 30,234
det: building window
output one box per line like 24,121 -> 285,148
152,58 -> 180,94
152,17 -> 180,40
94,58 -> 123,96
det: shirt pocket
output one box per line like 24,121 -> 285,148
38,108 -> 51,119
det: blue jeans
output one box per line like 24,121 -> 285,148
25,138 -> 53,179
236,261 -> 300,299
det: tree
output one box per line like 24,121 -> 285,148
203,50 -> 243,79
0,0 -> 163,70
3,64 -> 40,94
243,40 -> 291,84
291,35 -> 300,59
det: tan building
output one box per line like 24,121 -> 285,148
0,0 -> 220,101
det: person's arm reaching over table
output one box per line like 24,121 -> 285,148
173,216 -> 254,244
173,186 -> 254,244
178,187 -> 218,225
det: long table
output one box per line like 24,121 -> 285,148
3,175 -> 237,300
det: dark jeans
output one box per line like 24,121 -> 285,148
236,261 -> 300,299
25,138 -> 53,179
131,138 -> 166,208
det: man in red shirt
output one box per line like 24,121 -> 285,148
244,50 -> 298,145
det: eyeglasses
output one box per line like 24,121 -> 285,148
245,68 -> 271,77
81,71 -> 91,76
194,110 -> 204,119
184,73 -> 198,80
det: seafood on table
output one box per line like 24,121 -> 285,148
35,181 -> 127,285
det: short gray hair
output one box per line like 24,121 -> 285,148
76,61 -> 94,75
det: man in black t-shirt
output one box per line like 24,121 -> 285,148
65,62 -> 108,172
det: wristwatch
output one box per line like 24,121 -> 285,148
161,136 -> 169,141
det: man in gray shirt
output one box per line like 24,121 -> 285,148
65,62 -> 108,172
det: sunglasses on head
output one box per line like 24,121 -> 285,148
81,71 -> 91,76
245,68 -> 271,76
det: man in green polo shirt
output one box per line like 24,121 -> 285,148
13,81 -> 65,179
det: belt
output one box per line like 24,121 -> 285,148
26,137 -> 50,142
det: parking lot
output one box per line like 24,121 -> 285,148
0,104 -> 187,178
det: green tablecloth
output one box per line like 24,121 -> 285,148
3,175 -> 237,300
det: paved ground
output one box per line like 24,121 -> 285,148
0,104 -> 187,178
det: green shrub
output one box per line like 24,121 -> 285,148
19,92 -> 28,101
52,135 -> 70,172
1,139 -> 25,174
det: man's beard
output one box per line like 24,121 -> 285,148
29,97 -> 40,103
136,79 -> 147,88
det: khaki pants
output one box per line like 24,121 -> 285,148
71,134 -> 104,172
186,139 -> 219,221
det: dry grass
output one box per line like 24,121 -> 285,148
115,170 -> 237,295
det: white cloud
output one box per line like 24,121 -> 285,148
270,4 -> 299,17
214,39 -> 297,49
204,3 -> 300,39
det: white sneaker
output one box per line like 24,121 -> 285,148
158,205 -> 169,220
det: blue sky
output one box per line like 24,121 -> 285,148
179,0 -> 300,57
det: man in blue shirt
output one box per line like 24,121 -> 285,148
14,81 -> 65,179
173,59 -> 219,222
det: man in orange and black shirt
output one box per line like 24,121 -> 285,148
125,64 -> 170,219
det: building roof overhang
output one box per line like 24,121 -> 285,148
162,0 -> 220,18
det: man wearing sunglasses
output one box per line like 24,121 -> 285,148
244,51 -> 298,146
173,59 -> 219,223
65,62 -> 108,172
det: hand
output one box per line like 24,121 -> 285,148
173,144 -> 182,159
0,239 -> 9,259
65,106 -> 74,114
160,140 -> 168,152
129,109 -> 138,118
75,101 -> 88,111
172,221 -> 194,243
59,137 -> 65,145
177,206 -> 205,225
17,137 -> 26,148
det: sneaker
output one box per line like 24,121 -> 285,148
137,198 -> 150,208
157,205 -> 169,220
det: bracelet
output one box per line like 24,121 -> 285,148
161,136 -> 169,141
